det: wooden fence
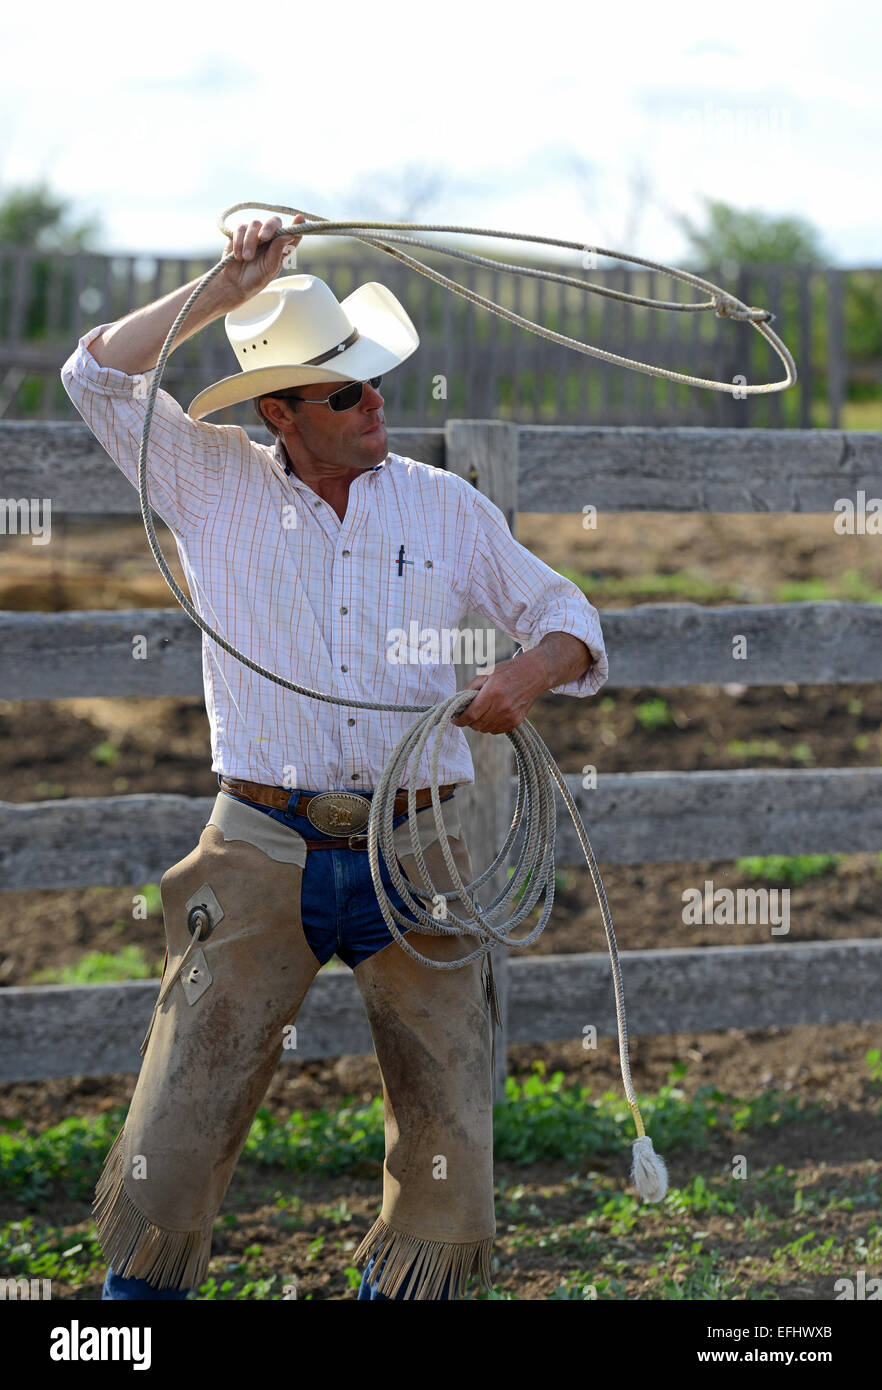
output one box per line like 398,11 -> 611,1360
1,241 -> 877,429
1,421 -> 882,1095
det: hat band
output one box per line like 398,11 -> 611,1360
303,327 -> 360,366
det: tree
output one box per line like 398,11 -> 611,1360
0,182 -> 101,251
0,184 -> 102,418
674,197 -> 829,270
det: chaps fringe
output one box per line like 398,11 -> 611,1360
92,1124 -> 213,1292
354,1215 -> 494,1301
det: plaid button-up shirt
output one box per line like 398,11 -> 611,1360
61,324 -> 608,791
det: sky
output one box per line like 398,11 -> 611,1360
1,0 -> 879,265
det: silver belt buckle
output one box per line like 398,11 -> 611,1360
306,791 -> 372,836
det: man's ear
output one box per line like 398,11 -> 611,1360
259,396 -> 296,434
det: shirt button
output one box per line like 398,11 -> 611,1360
351,772 -> 360,781
347,718 -> 356,726
314,499 -> 322,508
340,664 -> 348,672
340,606 -> 348,615
425,559 -> 433,568
341,549 -> 350,557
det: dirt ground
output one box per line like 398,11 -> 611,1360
1,507 -> 880,1299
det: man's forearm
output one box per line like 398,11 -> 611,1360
87,276 -> 241,376
522,631 -> 593,692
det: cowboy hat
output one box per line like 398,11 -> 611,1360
187,273 -> 419,420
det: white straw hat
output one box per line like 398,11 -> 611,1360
188,273 -> 419,420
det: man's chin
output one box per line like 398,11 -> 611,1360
360,423 -> 387,460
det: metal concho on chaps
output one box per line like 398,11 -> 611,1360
92,794 -> 320,1290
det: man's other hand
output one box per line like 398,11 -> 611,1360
451,655 -> 547,735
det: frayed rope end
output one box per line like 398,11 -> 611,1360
631,1134 -> 668,1202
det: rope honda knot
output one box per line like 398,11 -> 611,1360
712,293 -> 774,324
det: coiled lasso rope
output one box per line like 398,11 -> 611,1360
133,202 -> 798,1202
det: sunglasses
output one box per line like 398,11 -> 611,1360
274,376 -> 384,413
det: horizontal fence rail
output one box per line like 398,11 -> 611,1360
1,769 -> 880,890
2,940 -> 881,1082
1,422 -> 881,514
2,602 -> 881,699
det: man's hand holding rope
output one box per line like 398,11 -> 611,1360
452,633 -> 592,734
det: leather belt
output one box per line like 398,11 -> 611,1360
219,777 -> 457,852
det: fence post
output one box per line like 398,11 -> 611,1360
827,268 -> 844,429
443,420 -> 518,1101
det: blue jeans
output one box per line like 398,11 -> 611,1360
102,1268 -> 189,1300
103,781 -> 451,1301
103,1257 -> 451,1300
357,1254 -> 453,1301
231,783 -> 424,968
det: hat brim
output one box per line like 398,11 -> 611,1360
187,280 -> 419,420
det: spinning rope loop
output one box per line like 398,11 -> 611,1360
218,202 -> 797,394
133,200 -> 796,1200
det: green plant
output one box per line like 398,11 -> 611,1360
635,698 -> 672,731
655,1244 -> 746,1300
29,944 -> 161,985
91,741 -> 120,765
790,741 -> 815,766
0,1219 -> 105,1289
726,738 -> 787,761
735,854 -> 841,887
138,883 -> 164,916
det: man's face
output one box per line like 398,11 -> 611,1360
265,378 -> 387,472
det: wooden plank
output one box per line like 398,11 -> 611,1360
597,600 -> 882,687
0,794 -> 216,890
765,269 -> 784,431
550,766 -> 882,864
2,766 -> 879,892
621,268 -> 634,419
445,420 -> 518,1098
827,269 -> 844,429
0,609 -> 205,698
3,422 -> 879,514
735,267 -> 752,430
3,938 -> 880,1082
0,423 -> 444,511
797,268 -> 814,429
2,601 -> 879,700
0,971 -> 373,1082
507,939 -> 882,1043
516,425 -> 882,513
8,248 -> 29,345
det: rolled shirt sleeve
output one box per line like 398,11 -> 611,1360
464,488 -> 609,696
60,323 -> 234,534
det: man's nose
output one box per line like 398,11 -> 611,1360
362,381 -> 384,408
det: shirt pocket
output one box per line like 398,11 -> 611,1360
371,542 -> 461,628
371,543 -> 472,672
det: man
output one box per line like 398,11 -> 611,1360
61,214 -> 609,1301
